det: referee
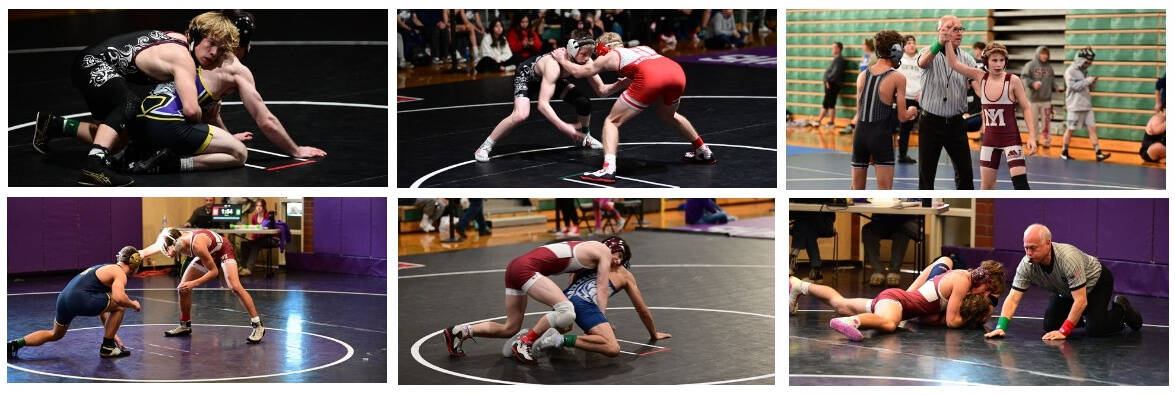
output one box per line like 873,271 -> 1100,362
986,224 -> 1143,340
915,15 -> 976,189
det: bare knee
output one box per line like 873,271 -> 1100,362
510,108 -> 530,124
49,331 -> 66,341
229,141 -> 248,165
603,341 -> 621,357
879,321 -> 898,333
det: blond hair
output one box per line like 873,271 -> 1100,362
188,11 -> 240,53
597,32 -> 623,49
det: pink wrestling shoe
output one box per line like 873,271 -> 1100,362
830,317 -> 864,342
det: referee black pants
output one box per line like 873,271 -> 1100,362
1043,265 -> 1126,337
917,112 -> 974,190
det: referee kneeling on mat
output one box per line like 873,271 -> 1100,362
986,224 -> 1143,340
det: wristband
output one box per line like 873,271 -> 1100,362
1059,319 -> 1076,336
929,41 -> 943,55
996,316 -> 1010,331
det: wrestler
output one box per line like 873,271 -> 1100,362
849,30 -> 918,190
8,247 -> 143,359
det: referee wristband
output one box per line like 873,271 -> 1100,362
1059,319 -> 1076,336
996,316 -> 1010,331
929,41 -> 943,55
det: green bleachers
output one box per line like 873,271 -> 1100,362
1066,33 -> 1164,45
1063,48 -> 1164,62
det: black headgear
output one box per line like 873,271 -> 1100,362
885,43 -> 903,66
601,236 -> 632,269
1077,47 -> 1096,62
224,10 -> 256,50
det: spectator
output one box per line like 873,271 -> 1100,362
413,198 -> 448,233
1021,46 -> 1060,148
894,35 -> 922,164
412,10 -> 451,65
454,198 -> 491,239
862,214 -> 919,287
790,199 -> 837,283
684,199 -> 737,225
593,199 -> 625,234
238,198 -> 279,277
184,197 -> 216,229
474,19 -> 516,74
1061,47 -> 1109,161
1140,100 -> 1164,163
506,12 -> 542,61
554,198 -> 581,237
397,10 -> 421,69
705,9 -> 743,50
967,41 -> 986,141
814,41 -> 846,128
451,9 -> 485,64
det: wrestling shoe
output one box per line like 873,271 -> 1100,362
532,328 -> 564,354
510,338 -> 539,365
7,340 -> 21,359
247,320 -> 265,343
840,124 -> 855,135
126,148 -> 181,174
164,321 -> 192,337
829,316 -> 864,342
580,169 -> 616,184
869,273 -> 885,286
682,148 -> 717,164
78,155 -> 133,187
886,273 -> 902,287
502,329 -> 527,357
898,155 -> 917,164
1059,150 -> 1072,160
582,134 -> 603,150
1095,150 -> 1112,161
474,147 -> 492,162
805,267 -> 824,284
789,276 -> 803,315
32,112 -> 61,154
99,344 -> 131,358
444,324 -> 472,357
1115,295 -> 1143,332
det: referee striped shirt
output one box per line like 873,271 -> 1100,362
917,46 -> 977,118
1012,242 -> 1103,294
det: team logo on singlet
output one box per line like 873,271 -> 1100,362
983,108 -> 1007,127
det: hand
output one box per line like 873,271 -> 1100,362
293,146 -> 327,158
130,300 -> 142,312
824,81 -> 830,90
651,332 -> 672,340
233,132 -> 254,142
551,47 -> 567,61
1042,330 -> 1068,340
178,281 -> 196,292
1026,139 -> 1038,156
984,328 -> 1006,338
915,92 -> 921,102
1032,81 -> 1042,90
938,29 -> 950,45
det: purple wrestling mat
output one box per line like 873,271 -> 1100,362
674,46 -> 776,69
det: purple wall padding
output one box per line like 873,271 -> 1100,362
303,197 -> 386,277
7,198 -> 142,274
972,198 -> 1168,298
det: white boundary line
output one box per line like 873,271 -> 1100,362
561,177 -> 616,188
410,307 -> 773,385
409,142 -> 776,188
615,175 -> 680,188
8,41 -> 388,54
396,95 -> 776,113
795,309 -> 1169,328
786,176 -> 1147,190
6,324 -> 354,382
616,339 -> 666,349
8,287 -> 386,297
397,263 -> 773,279
788,373 -> 990,386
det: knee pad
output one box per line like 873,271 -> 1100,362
545,301 -> 576,329
565,90 -> 591,117
1011,174 -> 1030,190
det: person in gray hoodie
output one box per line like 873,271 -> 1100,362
1062,47 -> 1110,161
1021,46 -> 1061,148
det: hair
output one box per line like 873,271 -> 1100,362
256,198 -> 267,208
1026,223 -> 1052,241
969,260 -> 1006,296
984,42 -> 1008,61
958,294 -> 993,329
489,19 -> 507,48
569,28 -> 594,43
511,12 -> 533,34
188,11 -> 240,53
874,30 -> 903,59
862,38 -> 875,51
904,35 -> 916,43
972,41 -> 987,51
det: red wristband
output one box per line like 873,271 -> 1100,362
1059,319 -> 1076,336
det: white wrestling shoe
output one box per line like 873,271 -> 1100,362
829,316 -> 864,342
474,147 -> 491,162
247,320 -> 265,344
582,134 -> 603,150
502,329 -> 527,357
532,328 -> 564,353
789,276 -> 803,315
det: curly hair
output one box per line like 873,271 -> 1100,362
984,42 -> 1009,61
188,11 -> 240,53
874,30 -> 904,59
970,260 -> 1006,295
958,293 -> 994,329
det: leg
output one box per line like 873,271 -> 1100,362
654,100 -> 700,142
222,261 -> 259,317
577,322 -> 622,357
101,306 -> 125,340
470,294 -> 528,338
1083,268 -> 1125,336
862,222 -> 883,277
1042,293 -> 1073,332
487,97 -> 532,142
875,165 -> 894,189
19,322 -> 70,347
980,166 -> 998,190
888,221 -> 917,274
1147,143 -> 1165,161
190,125 -> 248,170
942,119 -> 975,189
850,167 -> 867,189
857,301 -> 903,333
178,262 -> 203,320
917,117 -> 944,189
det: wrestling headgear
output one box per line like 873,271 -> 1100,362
1077,47 -> 1096,62
567,37 -> 597,56
601,236 -> 632,269
117,246 -> 142,270
157,227 -> 182,258
223,9 -> 256,54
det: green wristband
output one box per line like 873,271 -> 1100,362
996,316 -> 1010,331
929,41 -> 943,55
563,334 -> 577,348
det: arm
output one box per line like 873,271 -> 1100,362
943,41 -> 985,81
622,272 -> 671,339
551,48 -> 611,78
1011,75 -> 1038,154
894,74 -> 917,122
234,67 -> 326,158
204,101 -> 230,131
943,274 -> 971,328
1066,69 -> 1095,91
1043,287 -> 1088,340
107,270 -> 140,310
854,69 -> 866,114
595,254 -> 611,313
906,258 -> 944,292
1020,62 -> 1039,91
587,74 -> 630,97
985,288 -> 1025,338
534,61 -> 577,135
168,56 -> 203,122
183,239 -> 220,289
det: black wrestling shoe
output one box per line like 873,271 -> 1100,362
898,155 -> 917,164
1095,150 -> 1112,162
1059,150 -> 1072,160
8,340 -> 20,359
100,344 -> 131,358
164,321 -> 192,337
32,112 -> 61,154
78,155 -> 134,187
127,148 -> 180,174
1115,295 -> 1143,332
